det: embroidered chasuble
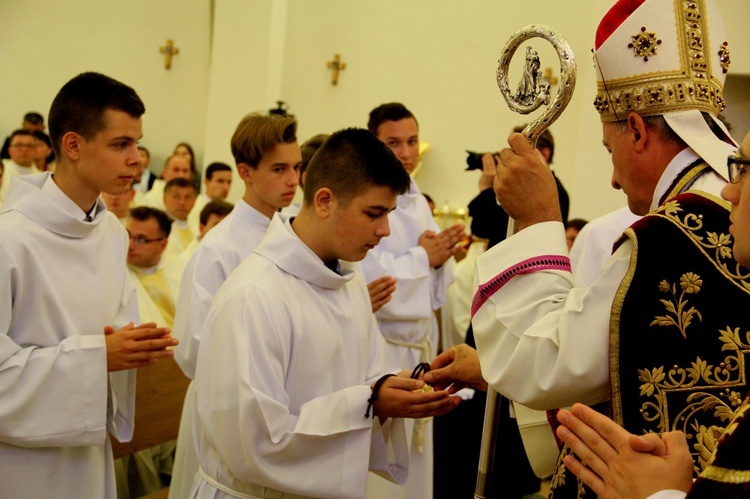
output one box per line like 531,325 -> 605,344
689,393 -> 750,497
551,168 -> 750,497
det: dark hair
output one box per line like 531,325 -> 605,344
33,131 -> 55,163
10,129 -> 34,142
231,113 -> 297,168
23,112 -> 44,126
367,103 -> 417,135
299,134 -> 330,190
199,200 -> 234,226
48,72 -> 145,158
205,162 -> 232,180
303,128 -> 411,207
164,177 -> 198,195
174,142 -> 197,173
513,124 -> 555,163
566,218 -> 588,232
129,206 -> 172,237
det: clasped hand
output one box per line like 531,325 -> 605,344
418,223 -> 466,268
104,321 -> 178,371
555,403 -> 694,498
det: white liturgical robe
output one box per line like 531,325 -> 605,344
0,173 -> 138,498
360,179 -> 453,498
173,198 -> 272,379
169,199 -> 272,499
0,159 -> 42,209
569,206 -> 641,289
190,214 -> 408,499
472,148 -> 730,410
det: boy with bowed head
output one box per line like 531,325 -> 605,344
189,128 -> 460,498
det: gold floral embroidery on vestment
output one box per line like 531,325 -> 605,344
720,396 -> 750,439
651,273 -> 703,338
694,424 -> 722,469
629,27 -> 661,61
652,199 -> 750,290
549,447 -> 569,489
638,325 -> 750,472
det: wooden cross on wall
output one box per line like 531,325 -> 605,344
160,39 -> 180,70
327,54 -> 346,85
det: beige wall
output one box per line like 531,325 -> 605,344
2,0 -> 747,219
207,0 -> 748,220
0,0 -> 212,175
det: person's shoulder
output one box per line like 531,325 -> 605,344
214,252 -> 283,303
196,214 -> 244,256
0,209 -> 42,245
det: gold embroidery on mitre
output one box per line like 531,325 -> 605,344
718,41 -> 731,74
594,0 -> 726,122
629,27 -> 662,61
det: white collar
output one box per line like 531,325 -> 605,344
650,148 -> 700,213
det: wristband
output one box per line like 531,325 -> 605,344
365,373 -> 396,418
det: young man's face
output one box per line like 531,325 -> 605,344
102,188 -> 135,218
74,109 -> 142,198
174,144 -> 193,164
34,139 -> 52,164
244,141 -> 301,218
164,186 -> 197,221
137,149 -> 150,168
8,134 -> 36,167
205,170 -> 232,201
199,212 -> 229,238
127,217 -> 167,268
23,119 -> 45,133
375,118 -> 419,174
162,156 -> 191,181
722,132 -> 750,267
327,184 -> 397,262
565,226 -> 580,251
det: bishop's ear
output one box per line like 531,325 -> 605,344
627,112 -> 648,151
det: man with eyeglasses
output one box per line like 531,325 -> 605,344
126,206 -> 181,330
425,1 -> 749,496
0,129 -> 42,209
0,112 -> 45,160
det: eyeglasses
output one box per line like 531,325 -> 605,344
127,232 -> 166,245
728,155 -> 750,184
